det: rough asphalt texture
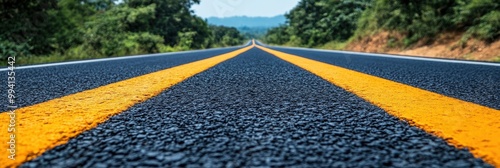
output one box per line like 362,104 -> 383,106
0,47 -> 242,112
265,45 -> 500,110
22,48 -> 492,167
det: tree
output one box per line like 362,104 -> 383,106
454,0 -> 500,41
267,0 -> 370,46
125,0 -> 211,49
51,0 -> 117,52
0,0 -> 58,55
209,25 -> 245,47
81,4 -> 164,56
265,25 -> 290,45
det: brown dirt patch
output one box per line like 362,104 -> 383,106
346,31 -> 500,62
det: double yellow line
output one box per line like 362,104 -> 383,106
1,41 -> 498,167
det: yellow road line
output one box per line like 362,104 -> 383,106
256,45 -> 500,166
0,45 -> 253,167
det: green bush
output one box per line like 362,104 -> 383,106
265,0 -> 370,47
79,4 -> 163,57
0,39 -> 32,65
209,25 -> 245,47
467,11 -> 500,41
265,25 -> 290,45
350,0 -> 500,46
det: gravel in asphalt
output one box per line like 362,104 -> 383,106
267,46 -> 500,110
22,48 -> 492,167
0,47 -> 242,112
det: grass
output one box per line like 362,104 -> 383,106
1,46 -> 190,67
462,53 -> 475,60
14,53 -> 107,66
492,56 -> 500,62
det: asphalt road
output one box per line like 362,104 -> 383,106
260,43 -> 500,110
0,46 -> 244,112
13,45 -> 497,167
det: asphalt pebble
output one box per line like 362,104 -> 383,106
268,46 -> 500,110
22,48 -> 493,167
0,47 -> 242,112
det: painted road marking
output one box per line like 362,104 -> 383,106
256,45 -> 500,166
0,45 -> 253,167
255,41 -> 500,67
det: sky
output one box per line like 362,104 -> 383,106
192,0 -> 301,18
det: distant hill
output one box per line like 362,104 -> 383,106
206,15 -> 286,28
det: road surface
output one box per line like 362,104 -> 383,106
1,41 -> 499,167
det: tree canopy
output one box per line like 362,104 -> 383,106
0,0 -> 245,65
265,0 -> 499,47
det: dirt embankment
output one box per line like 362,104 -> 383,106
345,31 -> 500,62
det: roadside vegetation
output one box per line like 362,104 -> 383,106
238,27 -> 268,40
265,0 -> 500,62
0,0 -> 245,66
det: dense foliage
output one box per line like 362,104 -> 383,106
238,27 -> 269,40
0,0 -> 245,65
266,0 -> 370,47
209,25 -> 245,47
355,0 -> 500,45
266,0 -> 499,47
